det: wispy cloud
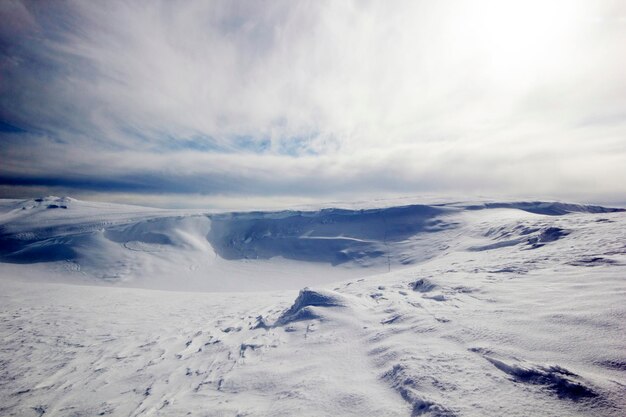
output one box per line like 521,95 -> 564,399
1,0 -> 625,207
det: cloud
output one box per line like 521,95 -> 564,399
1,0 -> 625,207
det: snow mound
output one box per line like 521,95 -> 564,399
382,364 -> 456,416
411,277 -> 437,292
469,225 -> 570,251
527,227 -> 569,248
275,288 -> 346,325
484,356 -> 598,401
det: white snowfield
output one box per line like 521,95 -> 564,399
0,196 -> 625,416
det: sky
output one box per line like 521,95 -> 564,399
1,0 -> 625,209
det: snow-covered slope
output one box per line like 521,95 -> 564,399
1,196 -> 621,291
0,197 -> 624,416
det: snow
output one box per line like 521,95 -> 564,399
0,197 -> 625,416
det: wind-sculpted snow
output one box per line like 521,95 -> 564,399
0,197 -> 625,416
382,364 -> 457,417
275,288 -> 347,325
481,356 -> 599,400
4,198 -> 619,289
411,277 -> 438,292
207,204 -> 457,265
463,201 -> 625,216
0,199 -> 463,288
468,225 -> 571,251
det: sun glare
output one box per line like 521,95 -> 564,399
452,0 -> 585,88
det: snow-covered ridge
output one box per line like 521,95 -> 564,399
0,197 -> 623,290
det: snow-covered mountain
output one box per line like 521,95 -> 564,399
0,197 -> 624,416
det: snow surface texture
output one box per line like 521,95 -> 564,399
0,196 -> 625,416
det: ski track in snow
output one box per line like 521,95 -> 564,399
0,197 -> 625,416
